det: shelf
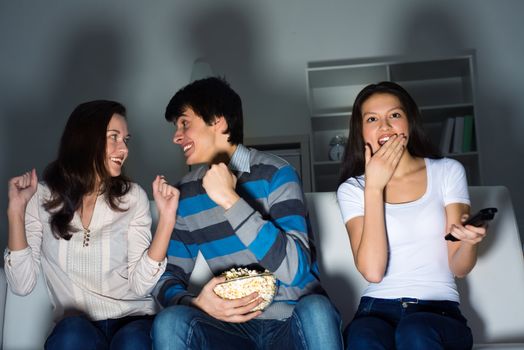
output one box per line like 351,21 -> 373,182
445,151 -> 479,158
311,115 -> 348,131
306,52 -> 481,191
398,77 -> 472,107
312,129 -> 349,163
307,64 -> 388,116
419,104 -> 474,124
313,162 -> 342,192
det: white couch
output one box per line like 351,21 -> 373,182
1,186 -> 523,349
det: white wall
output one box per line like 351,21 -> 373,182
1,0 -> 523,252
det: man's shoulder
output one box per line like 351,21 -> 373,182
177,165 -> 207,200
178,165 -> 207,185
248,147 -> 290,171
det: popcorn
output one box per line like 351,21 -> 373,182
213,268 -> 277,311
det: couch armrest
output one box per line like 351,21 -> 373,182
0,267 -> 7,346
2,268 -> 53,349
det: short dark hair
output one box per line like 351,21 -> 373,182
43,100 -> 131,240
338,81 -> 441,185
165,77 -> 243,145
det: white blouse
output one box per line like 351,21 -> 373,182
4,182 -> 166,322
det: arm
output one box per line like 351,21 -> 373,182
127,180 -> 177,297
343,135 -> 406,283
5,169 -> 40,295
148,175 -> 179,262
203,162 -> 313,286
445,203 -> 487,278
151,211 -> 197,308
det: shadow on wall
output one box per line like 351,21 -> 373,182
177,3 -> 309,140
1,17 -> 127,252
395,3 -> 524,241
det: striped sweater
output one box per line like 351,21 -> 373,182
153,144 -> 324,320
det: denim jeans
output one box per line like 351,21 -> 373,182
152,294 -> 343,350
344,297 -> 473,350
45,314 -> 154,350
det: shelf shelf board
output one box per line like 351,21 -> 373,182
419,103 -> 473,111
444,151 -> 479,157
314,160 -> 342,166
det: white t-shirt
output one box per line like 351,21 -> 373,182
337,158 -> 470,302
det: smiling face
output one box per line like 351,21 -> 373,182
361,93 -> 410,153
105,114 -> 129,177
172,107 -> 222,165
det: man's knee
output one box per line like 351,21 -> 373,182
294,294 -> 340,322
153,305 -> 197,330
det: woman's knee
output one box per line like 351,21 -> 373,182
396,313 -> 472,349
45,315 -> 105,350
111,318 -> 153,350
345,317 -> 394,350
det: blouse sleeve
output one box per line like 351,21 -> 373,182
442,158 -> 470,206
127,184 -> 167,296
3,186 -> 43,295
336,177 -> 365,225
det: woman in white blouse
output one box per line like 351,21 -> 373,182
6,100 -> 179,349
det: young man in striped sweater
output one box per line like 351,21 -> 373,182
152,77 -> 342,349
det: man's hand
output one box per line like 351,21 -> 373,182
202,163 -> 240,210
192,276 -> 263,323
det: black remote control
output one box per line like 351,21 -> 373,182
445,207 -> 498,242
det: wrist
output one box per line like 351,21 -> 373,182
157,212 -> 176,226
364,187 -> 384,198
7,206 -> 25,220
220,192 -> 240,211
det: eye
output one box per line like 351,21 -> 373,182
391,112 -> 402,118
123,136 -> 131,145
365,116 -> 377,123
182,120 -> 189,129
108,134 -> 118,142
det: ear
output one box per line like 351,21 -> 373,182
213,116 -> 228,133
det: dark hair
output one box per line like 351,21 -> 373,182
338,81 -> 441,185
164,76 -> 243,144
43,100 -> 131,240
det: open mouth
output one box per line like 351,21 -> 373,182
183,143 -> 193,154
110,157 -> 124,166
378,135 -> 392,146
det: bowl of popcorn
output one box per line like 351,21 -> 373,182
213,267 -> 277,311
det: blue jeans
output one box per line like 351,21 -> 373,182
45,314 -> 154,350
345,297 -> 473,350
152,294 -> 343,350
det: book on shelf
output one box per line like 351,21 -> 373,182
439,117 -> 455,154
462,115 -> 474,153
452,116 -> 465,154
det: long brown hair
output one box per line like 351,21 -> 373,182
338,81 -> 441,186
43,100 -> 131,240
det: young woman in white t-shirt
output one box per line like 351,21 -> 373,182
6,100 -> 179,349
337,81 -> 487,350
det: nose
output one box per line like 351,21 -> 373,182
173,130 -> 183,144
379,117 -> 392,130
117,140 -> 128,153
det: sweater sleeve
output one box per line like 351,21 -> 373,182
127,185 -> 167,296
224,165 -> 312,286
4,187 -> 42,295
